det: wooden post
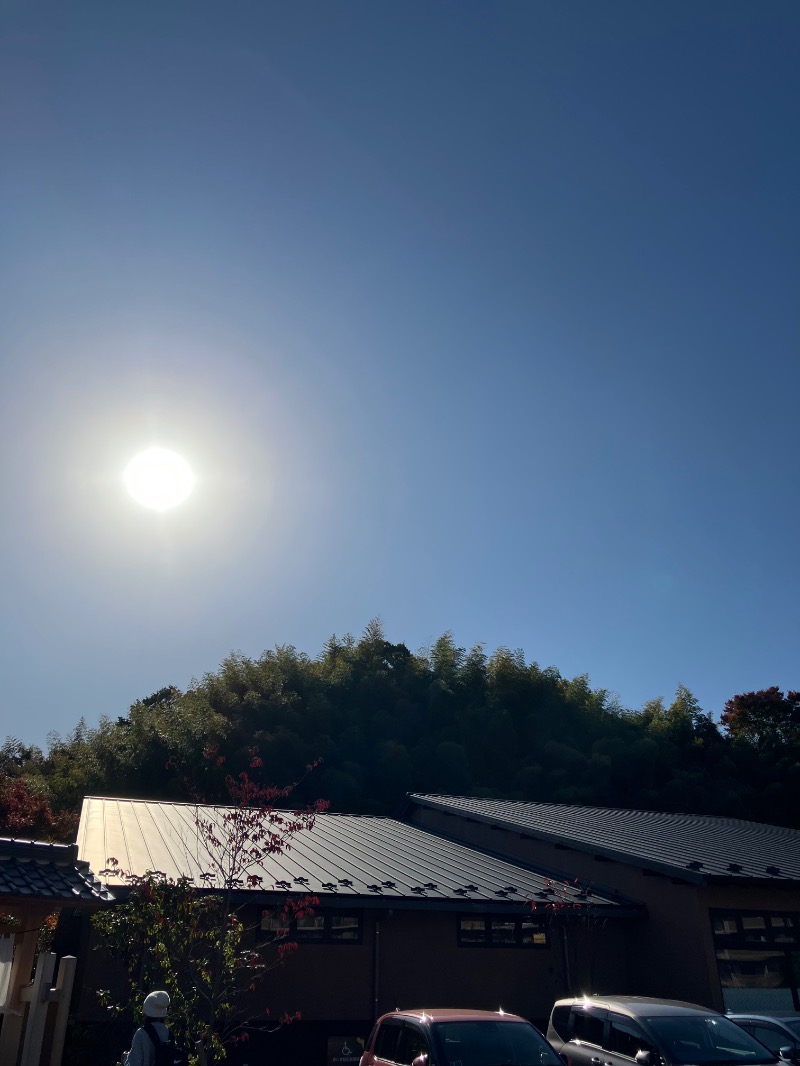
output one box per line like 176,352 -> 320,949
19,951 -> 56,1066
49,955 -> 76,1066
0,927 -> 40,1066
0,933 -> 14,1005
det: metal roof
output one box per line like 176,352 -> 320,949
77,797 -> 635,910
0,837 -> 114,904
406,795 -> 800,884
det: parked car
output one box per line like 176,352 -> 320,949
547,995 -> 789,1066
359,1007 -> 564,1066
728,1014 -> 800,1064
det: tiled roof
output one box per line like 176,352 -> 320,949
77,797 -> 637,910
0,838 -> 114,903
406,795 -> 800,883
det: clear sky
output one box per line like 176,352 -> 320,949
1,1 -> 798,750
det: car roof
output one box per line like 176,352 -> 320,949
382,1008 -> 529,1025
728,1015 -> 800,1023
556,996 -> 717,1018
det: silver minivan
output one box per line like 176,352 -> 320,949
728,1015 -> 800,1064
547,996 -> 789,1066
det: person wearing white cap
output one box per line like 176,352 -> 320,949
121,989 -> 175,1066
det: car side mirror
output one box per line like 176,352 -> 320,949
635,1052 -> 651,1066
412,1056 -> 429,1066
777,1047 -> 793,1062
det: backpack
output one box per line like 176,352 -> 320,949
143,1022 -> 189,1066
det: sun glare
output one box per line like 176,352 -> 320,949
124,447 -> 195,511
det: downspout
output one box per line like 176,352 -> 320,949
563,926 -> 572,993
373,916 -> 381,1018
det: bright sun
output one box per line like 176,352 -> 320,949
124,447 -> 196,511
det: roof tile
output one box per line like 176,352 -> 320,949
0,837 -> 113,903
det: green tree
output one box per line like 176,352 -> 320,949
5,627 -> 800,831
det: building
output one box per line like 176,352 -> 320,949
402,794 -> 800,1014
72,794 -> 800,1064
75,796 -> 639,1063
0,837 -> 112,1066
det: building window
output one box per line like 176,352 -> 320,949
712,911 -> 799,947
260,910 -> 362,945
458,914 -> 548,948
710,910 -> 800,1011
520,915 -> 548,945
330,914 -> 360,941
742,915 -> 767,941
261,913 -> 288,937
491,919 -> 516,945
296,914 -> 326,941
713,915 -> 739,937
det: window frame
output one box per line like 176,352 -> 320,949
457,913 -> 549,948
710,909 -> 800,1010
607,1012 -> 657,1060
711,910 -> 799,948
374,1018 -> 405,1062
746,1021 -> 797,1056
396,1021 -> 433,1064
570,1005 -> 608,1048
259,908 -> 362,945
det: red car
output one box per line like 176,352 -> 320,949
359,1007 -> 563,1066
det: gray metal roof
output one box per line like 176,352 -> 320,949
0,837 -> 114,904
78,797 -> 635,909
406,794 -> 800,884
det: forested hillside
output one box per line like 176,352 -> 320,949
2,621 -> 799,839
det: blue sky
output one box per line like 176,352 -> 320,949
1,0 -> 798,749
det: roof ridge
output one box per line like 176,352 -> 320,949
408,794 -> 800,834
83,797 -> 396,821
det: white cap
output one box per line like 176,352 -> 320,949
143,990 -> 170,1019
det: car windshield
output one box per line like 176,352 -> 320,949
433,1019 -> 562,1066
643,1015 -> 778,1065
783,1021 -> 800,1040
